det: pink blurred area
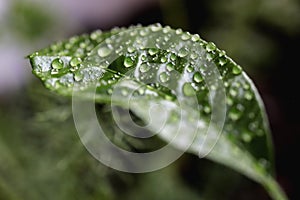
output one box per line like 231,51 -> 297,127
0,0 -> 157,96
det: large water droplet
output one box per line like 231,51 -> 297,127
51,58 -> 64,69
98,46 -> 112,57
182,83 -> 195,96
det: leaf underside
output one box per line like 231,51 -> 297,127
29,24 -> 287,200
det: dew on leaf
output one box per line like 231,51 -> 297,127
178,48 -> 189,58
182,82 -> 195,97
51,58 -> 64,69
206,42 -> 216,52
70,57 -> 82,67
98,46 -> 112,57
140,63 -> 150,73
159,72 -> 169,83
124,57 -> 135,68
232,65 -> 242,75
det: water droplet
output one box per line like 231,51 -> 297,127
182,83 -> 195,96
160,56 -> 167,63
218,57 -> 227,66
140,63 -> 150,73
229,107 -> 241,121
159,72 -> 169,83
51,69 -> 59,75
181,33 -> 190,40
206,53 -> 214,61
191,34 -> 200,42
127,46 -> 135,53
244,91 -> 253,100
203,106 -> 211,114
98,46 -> 112,57
175,28 -> 183,34
70,57 -> 82,67
90,30 -> 102,40
170,53 -> 177,61
193,72 -> 203,83
226,97 -> 233,106
74,72 -> 83,81
121,89 -> 128,96
178,48 -> 189,58
51,58 -> 64,69
150,24 -> 162,32
148,48 -> 159,56
241,133 -> 252,143
124,57 -> 134,68
232,65 -> 242,75
186,65 -> 194,73
139,29 -> 148,36
166,63 -> 174,71
206,42 -> 216,52
229,88 -> 238,97
190,52 -> 198,60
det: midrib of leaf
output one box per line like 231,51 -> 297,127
28,24 -> 287,200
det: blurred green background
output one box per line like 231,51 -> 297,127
0,0 -> 299,199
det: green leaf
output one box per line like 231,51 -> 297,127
28,24 -> 287,200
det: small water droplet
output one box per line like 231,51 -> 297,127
51,58 -> 64,69
178,48 -> 189,58
170,53 -> 177,61
70,57 -> 82,67
150,24 -> 162,32
244,91 -> 253,100
203,106 -> 211,114
175,28 -> 183,34
181,33 -> 190,40
182,83 -> 195,96
229,88 -> 238,97
98,46 -> 112,57
160,56 -> 167,63
229,107 -> 241,121
193,72 -> 203,83
232,65 -> 242,75
186,65 -> 194,73
191,34 -> 200,42
124,57 -> 134,68
190,52 -> 198,60
242,133 -> 252,143
206,42 -> 216,52
148,48 -> 159,56
140,63 -> 150,73
74,72 -> 83,81
166,63 -> 174,71
159,72 -> 169,83
218,57 -> 227,66
206,53 -> 214,61
127,46 -> 135,53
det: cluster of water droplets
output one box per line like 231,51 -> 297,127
30,23 -> 269,163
